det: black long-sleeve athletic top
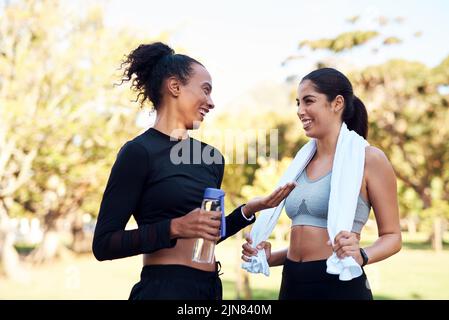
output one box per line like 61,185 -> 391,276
93,127 -> 255,261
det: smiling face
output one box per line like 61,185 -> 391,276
177,63 -> 214,129
296,80 -> 342,139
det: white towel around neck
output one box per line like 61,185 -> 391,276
241,123 -> 369,281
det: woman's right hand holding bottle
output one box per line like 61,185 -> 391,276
170,208 -> 221,241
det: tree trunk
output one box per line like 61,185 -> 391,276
70,213 -> 93,253
28,213 -> 73,264
28,228 -> 73,264
28,229 -> 60,263
0,200 -> 29,282
235,230 -> 252,300
407,216 -> 417,236
431,217 -> 443,252
421,191 -> 443,252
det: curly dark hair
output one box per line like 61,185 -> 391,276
119,42 -> 203,109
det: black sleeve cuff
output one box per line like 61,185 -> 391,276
140,219 -> 177,254
218,204 -> 256,243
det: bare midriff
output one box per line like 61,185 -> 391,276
287,225 -> 360,262
143,238 -> 216,272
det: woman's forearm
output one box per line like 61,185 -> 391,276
363,232 -> 402,265
268,248 -> 288,267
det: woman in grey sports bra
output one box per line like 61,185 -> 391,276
241,68 -> 402,300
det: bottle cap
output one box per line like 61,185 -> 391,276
203,188 -> 225,199
203,188 -> 226,238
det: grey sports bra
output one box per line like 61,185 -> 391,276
285,169 -> 371,234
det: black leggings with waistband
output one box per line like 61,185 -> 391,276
129,262 -> 223,300
279,258 -> 373,300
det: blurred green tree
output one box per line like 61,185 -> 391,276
352,59 -> 449,250
0,0 -> 165,274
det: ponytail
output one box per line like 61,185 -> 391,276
344,95 -> 368,139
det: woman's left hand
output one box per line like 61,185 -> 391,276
242,182 -> 297,217
328,231 -> 363,266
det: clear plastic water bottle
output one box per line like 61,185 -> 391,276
192,188 -> 226,264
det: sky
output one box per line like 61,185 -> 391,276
2,0 -> 448,108
104,0 -> 449,110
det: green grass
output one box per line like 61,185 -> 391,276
365,249 -> 449,300
0,232 -> 448,300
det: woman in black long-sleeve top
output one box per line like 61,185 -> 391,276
92,42 -> 295,300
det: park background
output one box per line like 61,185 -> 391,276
1,0 -> 448,299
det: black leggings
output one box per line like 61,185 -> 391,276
129,262 -> 223,300
279,258 -> 373,300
